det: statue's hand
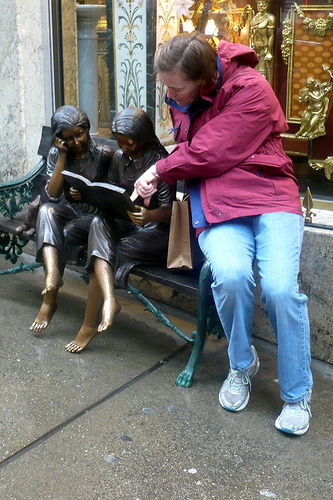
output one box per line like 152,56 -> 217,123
53,136 -> 68,155
69,187 -> 82,201
127,206 -> 150,227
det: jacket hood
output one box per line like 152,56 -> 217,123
217,40 -> 259,83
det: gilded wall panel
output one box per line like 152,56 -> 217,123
62,0 -> 79,106
282,5 -> 333,124
97,16 -> 111,130
154,0 -> 179,145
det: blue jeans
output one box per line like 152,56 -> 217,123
198,212 -> 313,403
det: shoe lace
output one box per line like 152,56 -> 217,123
283,399 -> 312,418
299,398 -> 312,417
228,370 -> 252,393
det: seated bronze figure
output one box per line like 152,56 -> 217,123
30,105 -> 114,333
65,107 -> 175,353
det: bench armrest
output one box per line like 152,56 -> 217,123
0,158 -> 47,218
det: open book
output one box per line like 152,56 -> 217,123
62,170 -> 136,220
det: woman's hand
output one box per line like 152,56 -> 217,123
127,206 -> 151,227
69,187 -> 82,201
130,165 -> 159,207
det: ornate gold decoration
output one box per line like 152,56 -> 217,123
229,1 -> 276,86
96,16 -> 110,129
295,65 -> 333,140
225,1 -> 244,41
281,5 -> 333,123
294,3 -> 333,37
302,187 -> 316,223
184,0 -> 228,31
250,1 -> 276,86
96,15 -> 107,31
281,7 -> 294,65
309,156 -> 333,181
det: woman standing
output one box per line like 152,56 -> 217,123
132,33 -> 312,436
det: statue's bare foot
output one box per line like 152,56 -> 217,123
30,302 -> 57,333
42,275 -> 63,295
65,300 -> 121,353
65,326 -> 99,353
98,300 -> 121,332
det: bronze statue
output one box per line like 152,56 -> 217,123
30,105 -> 114,333
65,107 -> 176,353
240,0 -> 276,85
295,65 -> 333,140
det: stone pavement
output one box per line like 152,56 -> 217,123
0,256 -> 332,500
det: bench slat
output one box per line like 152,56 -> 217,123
130,265 -> 201,296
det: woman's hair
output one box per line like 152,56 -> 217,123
112,107 -> 167,155
154,32 -> 217,84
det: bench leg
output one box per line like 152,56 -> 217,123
175,261 -> 212,388
0,261 -> 43,275
127,282 -> 194,343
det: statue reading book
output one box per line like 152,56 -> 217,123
30,105 -> 114,334
65,107 -> 176,353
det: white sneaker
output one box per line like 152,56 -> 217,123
219,346 -> 260,412
275,392 -> 312,435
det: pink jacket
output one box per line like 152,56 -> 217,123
156,40 -> 303,226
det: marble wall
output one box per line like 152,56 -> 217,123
252,226 -> 333,364
0,0 -> 47,182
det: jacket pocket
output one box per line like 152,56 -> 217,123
226,166 -> 277,203
241,154 -> 285,169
